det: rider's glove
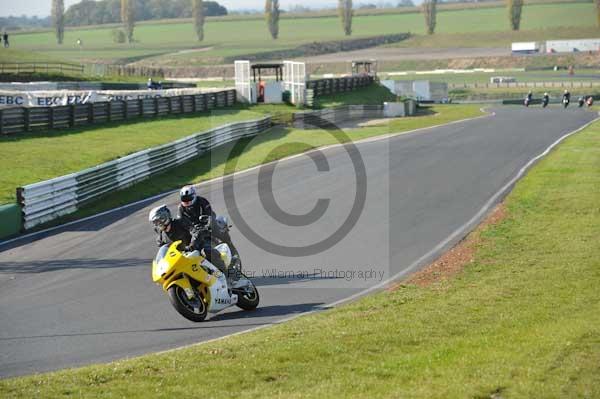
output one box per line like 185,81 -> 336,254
199,215 -> 210,226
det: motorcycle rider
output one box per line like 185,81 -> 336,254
542,92 -> 550,107
586,96 -> 594,107
177,185 -> 241,271
578,96 -> 585,107
562,89 -> 571,104
149,205 -> 227,274
525,91 -> 533,106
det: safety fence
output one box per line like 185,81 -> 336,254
306,76 -> 375,98
0,89 -> 236,135
0,62 -> 85,75
449,81 -> 600,90
17,117 -> 272,230
293,102 -> 416,129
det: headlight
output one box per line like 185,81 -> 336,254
157,259 -> 170,276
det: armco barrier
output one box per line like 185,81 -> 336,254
17,117 -> 271,230
293,102 -> 416,129
0,203 -> 22,239
0,89 -> 236,135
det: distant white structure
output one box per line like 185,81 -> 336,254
235,60 -> 306,105
511,39 -> 600,55
283,61 -> 306,105
546,39 -> 600,53
511,42 -> 542,54
382,80 -> 448,102
490,76 -> 517,84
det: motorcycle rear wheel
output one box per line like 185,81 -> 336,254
235,273 -> 260,311
168,285 -> 208,322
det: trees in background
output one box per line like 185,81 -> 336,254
265,0 -> 280,39
193,0 -> 205,41
422,0 -> 437,35
51,0 -> 65,44
507,0 -> 524,31
63,0 -> 227,27
596,0 -> 600,27
121,0 -> 135,42
338,0 -> 353,36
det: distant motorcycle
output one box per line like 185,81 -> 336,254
578,97 -> 585,108
586,97 -> 594,107
524,97 -> 530,107
563,98 -> 570,109
542,97 -> 549,108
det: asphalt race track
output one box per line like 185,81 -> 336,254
0,106 -> 596,378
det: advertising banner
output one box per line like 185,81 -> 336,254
0,88 -> 209,108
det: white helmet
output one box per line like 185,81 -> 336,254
180,185 -> 197,205
149,205 -> 172,231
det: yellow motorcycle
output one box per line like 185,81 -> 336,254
152,240 -> 259,322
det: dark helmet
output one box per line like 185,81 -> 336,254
149,205 -> 172,231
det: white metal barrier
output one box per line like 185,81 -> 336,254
18,117 -> 271,229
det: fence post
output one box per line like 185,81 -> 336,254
107,102 -> 112,122
167,97 -> 172,114
192,95 -> 197,112
139,98 -> 144,117
24,108 -> 30,132
49,106 -> 54,129
154,97 -> 159,117
0,109 -> 3,135
123,100 -> 128,119
180,96 -> 184,113
88,103 -> 94,123
69,105 -> 75,127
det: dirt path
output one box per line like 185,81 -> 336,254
298,47 -> 510,63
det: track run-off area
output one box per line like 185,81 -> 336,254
0,106 -> 596,378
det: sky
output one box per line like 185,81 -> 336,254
2,0 -> 394,18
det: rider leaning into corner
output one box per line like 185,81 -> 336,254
149,204 -> 228,274
177,185 -> 242,267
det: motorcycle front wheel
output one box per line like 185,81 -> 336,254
168,285 -> 208,322
235,273 -> 260,311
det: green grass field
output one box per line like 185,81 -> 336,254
1,109 -> 598,399
2,2 -> 595,65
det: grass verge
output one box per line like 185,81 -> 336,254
1,109 -> 599,398
0,108 -> 269,204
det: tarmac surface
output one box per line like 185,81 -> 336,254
0,106 -> 596,378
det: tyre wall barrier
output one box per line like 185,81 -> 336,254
0,89 -> 236,135
17,117 -> 272,230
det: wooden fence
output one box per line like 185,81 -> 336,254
0,89 -> 236,135
0,62 -> 85,75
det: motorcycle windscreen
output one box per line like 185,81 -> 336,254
155,244 -> 170,264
